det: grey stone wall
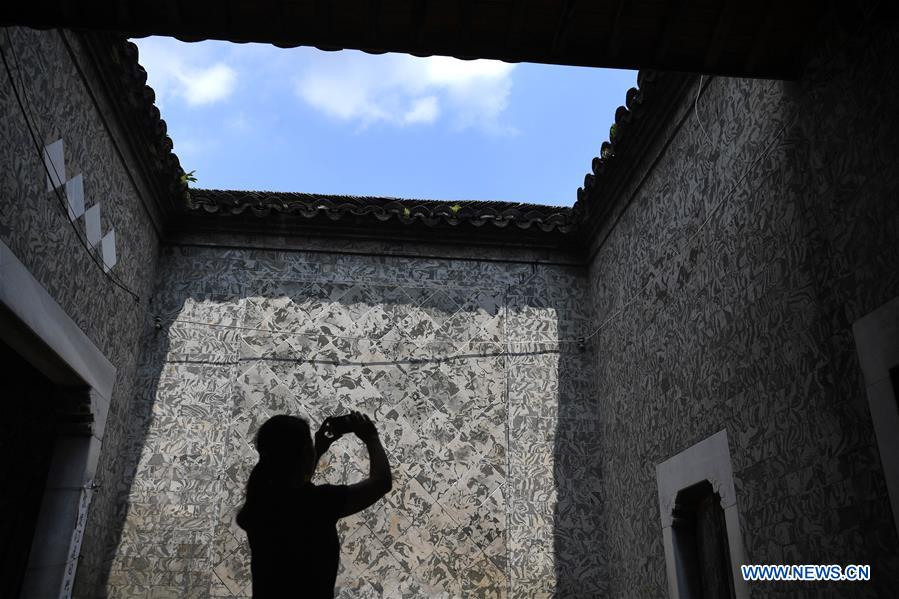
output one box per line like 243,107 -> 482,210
0,27 -> 163,596
585,19 -> 899,597
109,242 -> 598,598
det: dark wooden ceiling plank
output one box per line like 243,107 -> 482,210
166,0 -> 183,32
652,0 -> 690,65
702,0 -> 736,71
0,0 -> 813,77
314,0 -> 333,46
605,0 -> 627,59
367,0 -> 382,47
503,0 -> 524,52
551,0 -> 577,58
414,0 -> 429,51
457,0 -> 471,57
744,0 -> 779,74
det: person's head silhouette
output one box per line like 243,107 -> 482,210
254,414 -> 316,483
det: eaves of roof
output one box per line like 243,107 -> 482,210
77,32 -> 188,219
175,189 -> 578,252
573,70 -> 696,246
75,30 -> 694,256
186,190 -> 575,233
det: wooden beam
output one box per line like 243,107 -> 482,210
702,0 -> 735,72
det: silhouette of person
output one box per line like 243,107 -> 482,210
236,411 -> 393,598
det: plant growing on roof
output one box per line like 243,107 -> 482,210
180,169 -> 198,186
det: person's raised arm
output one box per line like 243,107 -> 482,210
336,412 -> 392,518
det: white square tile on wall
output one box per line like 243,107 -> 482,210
84,204 -> 101,247
65,174 -> 85,220
44,139 -> 66,191
101,229 -> 116,272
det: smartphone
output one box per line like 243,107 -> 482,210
323,414 -> 353,439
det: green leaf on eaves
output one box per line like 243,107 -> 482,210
180,169 -> 198,185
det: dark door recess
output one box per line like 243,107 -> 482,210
0,339 -> 59,598
671,479 -> 737,599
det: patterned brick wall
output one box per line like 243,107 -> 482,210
109,244 -> 597,598
6,18 -> 898,599
585,19 -> 899,598
0,27 -> 163,596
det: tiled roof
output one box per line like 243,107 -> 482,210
573,70 -> 694,240
78,31 -> 692,251
186,189 -> 577,233
78,33 -> 188,218
577,71 -> 650,205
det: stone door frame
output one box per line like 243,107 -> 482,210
853,295 -> 899,542
655,429 -> 750,599
0,239 -> 115,598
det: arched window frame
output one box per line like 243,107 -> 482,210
655,429 -> 750,599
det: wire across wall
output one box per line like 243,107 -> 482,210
152,70 -> 808,367
0,28 -> 141,303
155,283 -> 589,367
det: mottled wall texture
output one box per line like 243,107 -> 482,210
108,241 -> 597,598
586,19 -> 899,598
0,27 -> 163,596
5,17 -> 899,599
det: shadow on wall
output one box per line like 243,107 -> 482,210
95,259 -> 596,598
552,340 -> 606,597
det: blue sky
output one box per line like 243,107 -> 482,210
132,37 -> 636,207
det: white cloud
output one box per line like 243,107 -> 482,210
133,38 -> 237,107
181,63 -> 236,105
294,52 -> 516,132
403,96 -> 439,125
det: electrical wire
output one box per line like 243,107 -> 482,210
0,29 -> 141,304
694,74 -> 716,149
159,311 -> 571,365
57,30 -> 163,240
162,315 -> 579,348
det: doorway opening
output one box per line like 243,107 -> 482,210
0,338 -> 60,597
